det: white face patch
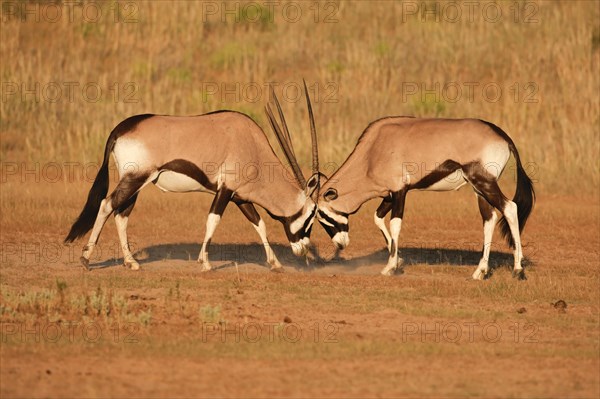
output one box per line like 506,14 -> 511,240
332,232 -> 349,249
289,203 -> 316,235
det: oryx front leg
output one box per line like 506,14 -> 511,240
381,190 -> 407,276
374,198 -> 393,252
472,195 -> 498,280
253,219 -> 282,272
198,188 -> 232,272
236,201 -> 282,272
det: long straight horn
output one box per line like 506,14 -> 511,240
265,102 -> 306,188
303,79 -> 319,176
270,86 -> 296,159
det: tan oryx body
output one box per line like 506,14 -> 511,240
65,106 -> 320,271
317,117 -> 535,280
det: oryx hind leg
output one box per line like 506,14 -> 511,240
82,173 -> 149,270
115,193 -> 139,270
472,194 -> 498,280
198,187 -> 233,271
374,197 -> 393,252
236,201 -> 283,272
381,189 -> 407,276
464,166 -> 525,280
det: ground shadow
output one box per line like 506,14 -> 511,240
86,242 -> 529,272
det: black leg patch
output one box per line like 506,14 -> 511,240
111,175 -> 148,211
235,200 -> 261,226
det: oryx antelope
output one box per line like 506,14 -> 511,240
65,88 -> 320,272
317,117 -> 535,280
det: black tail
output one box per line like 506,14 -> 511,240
64,137 -> 115,243
497,141 -> 536,249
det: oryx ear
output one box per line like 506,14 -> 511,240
305,173 -> 320,197
323,188 -> 338,201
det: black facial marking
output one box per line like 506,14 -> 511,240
319,220 -> 338,239
318,210 -> 348,232
268,205 -> 317,242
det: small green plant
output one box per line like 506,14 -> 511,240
56,279 -> 67,307
374,41 -> 390,57
199,304 -> 221,323
167,67 -> 192,83
410,96 -> 446,117
138,310 -> 152,327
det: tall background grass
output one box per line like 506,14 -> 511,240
1,0 -> 598,195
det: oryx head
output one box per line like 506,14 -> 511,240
265,81 -> 322,257
316,185 -> 350,250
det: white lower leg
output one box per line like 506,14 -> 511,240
374,212 -> 392,252
82,199 -> 113,261
115,213 -> 139,270
198,213 -> 221,269
503,201 -> 523,271
252,219 -> 281,269
473,211 -> 498,280
381,217 -> 402,276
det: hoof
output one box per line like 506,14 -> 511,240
381,266 -> 400,276
80,257 -> 90,271
124,261 -> 140,271
199,262 -> 212,273
472,269 -> 491,280
512,269 -> 527,280
270,266 -> 285,273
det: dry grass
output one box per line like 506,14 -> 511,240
1,1 -> 599,194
